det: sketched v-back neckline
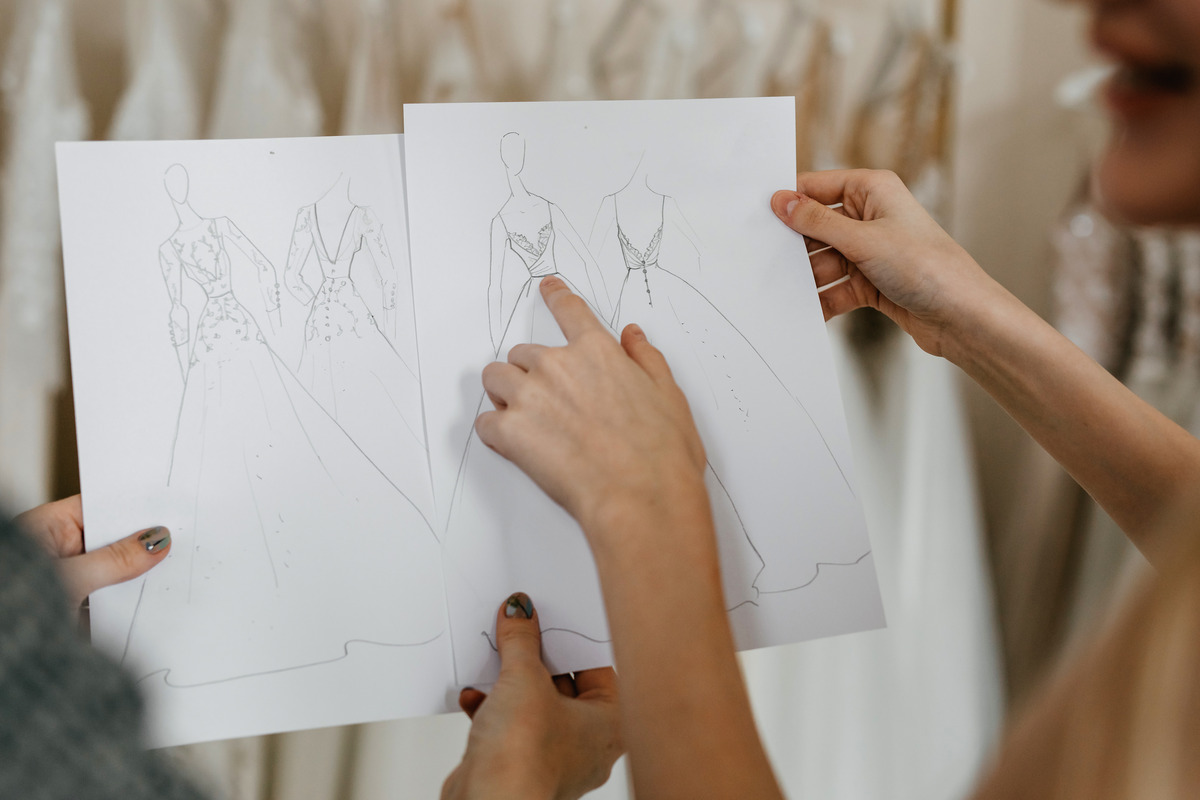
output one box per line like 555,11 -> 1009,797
313,202 -> 359,262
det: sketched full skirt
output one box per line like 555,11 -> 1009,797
297,277 -> 431,511
122,293 -> 443,687
612,264 -> 866,594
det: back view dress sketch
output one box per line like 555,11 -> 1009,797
284,175 -> 430,509
591,162 -> 865,594
122,165 -> 443,687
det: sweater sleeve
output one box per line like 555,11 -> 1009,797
0,514 -> 209,800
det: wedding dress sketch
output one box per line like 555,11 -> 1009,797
486,132 -> 611,353
591,157 -> 866,593
121,165 -> 442,687
284,174 -> 431,509
440,134 -> 624,681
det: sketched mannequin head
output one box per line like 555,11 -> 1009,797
164,164 -> 190,204
500,133 -> 526,176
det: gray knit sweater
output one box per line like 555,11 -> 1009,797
0,514 -> 207,800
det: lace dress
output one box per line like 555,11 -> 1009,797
285,203 -> 431,511
121,216 -> 442,686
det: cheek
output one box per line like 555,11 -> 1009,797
1096,102 -> 1200,226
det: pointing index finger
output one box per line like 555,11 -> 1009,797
540,276 -> 603,342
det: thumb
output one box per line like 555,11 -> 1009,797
495,592 -> 544,678
772,191 -> 866,259
58,526 -> 171,608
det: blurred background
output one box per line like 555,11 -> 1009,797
5,0 -> 1196,797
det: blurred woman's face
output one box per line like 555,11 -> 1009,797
1091,0 -> 1200,225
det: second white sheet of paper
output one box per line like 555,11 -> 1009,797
405,98 -> 885,686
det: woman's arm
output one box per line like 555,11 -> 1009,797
475,277 -> 785,800
772,169 -> 1200,565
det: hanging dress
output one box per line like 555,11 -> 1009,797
207,0 -> 322,139
107,0 -> 210,141
0,0 -> 90,509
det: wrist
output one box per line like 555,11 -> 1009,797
581,467 -> 719,573
936,273 -> 1022,369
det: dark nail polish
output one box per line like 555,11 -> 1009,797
139,526 -> 171,554
504,592 -> 534,620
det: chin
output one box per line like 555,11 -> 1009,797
1094,135 -> 1200,228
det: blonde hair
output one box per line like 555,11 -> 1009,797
974,499 -> 1200,798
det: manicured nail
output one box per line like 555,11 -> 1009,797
138,526 -> 171,554
504,592 -> 534,620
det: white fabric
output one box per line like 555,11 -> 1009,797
107,0 -> 212,141
340,0 -> 402,134
0,0 -> 89,509
419,11 -> 481,104
207,0 -> 322,139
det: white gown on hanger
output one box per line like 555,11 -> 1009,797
420,9 -> 481,104
207,0 -> 322,139
340,0 -> 402,135
0,0 -> 89,509
107,0 -> 212,141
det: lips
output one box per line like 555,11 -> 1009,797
1113,61 -> 1196,95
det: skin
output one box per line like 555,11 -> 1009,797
12,495 -> 170,610
445,0 -> 1200,796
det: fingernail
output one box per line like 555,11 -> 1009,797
627,323 -> 645,340
785,199 -> 798,216
504,592 -> 534,620
541,275 -> 561,289
138,526 -> 171,554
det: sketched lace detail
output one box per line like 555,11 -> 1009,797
618,225 -> 663,268
509,223 -> 553,258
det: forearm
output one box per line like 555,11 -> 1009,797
947,279 -> 1200,562
588,479 -> 784,800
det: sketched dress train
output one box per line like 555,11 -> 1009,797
593,191 -> 864,594
286,201 -> 430,508
124,215 -> 443,687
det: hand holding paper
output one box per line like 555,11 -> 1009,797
476,276 -> 708,541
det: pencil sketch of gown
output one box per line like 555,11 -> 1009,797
122,165 -> 443,687
591,159 -> 865,594
440,134 -> 617,683
284,174 -> 431,509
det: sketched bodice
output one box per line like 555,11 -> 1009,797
305,203 -> 364,284
169,219 -> 235,299
501,200 -> 557,279
615,196 -> 665,304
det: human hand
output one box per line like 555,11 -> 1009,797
442,593 -> 622,800
473,275 -> 710,544
13,495 -> 171,609
772,169 -> 1001,359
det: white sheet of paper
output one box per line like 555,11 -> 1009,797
58,135 -> 455,747
404,99 -> 885,688
59,102 -> 885,747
